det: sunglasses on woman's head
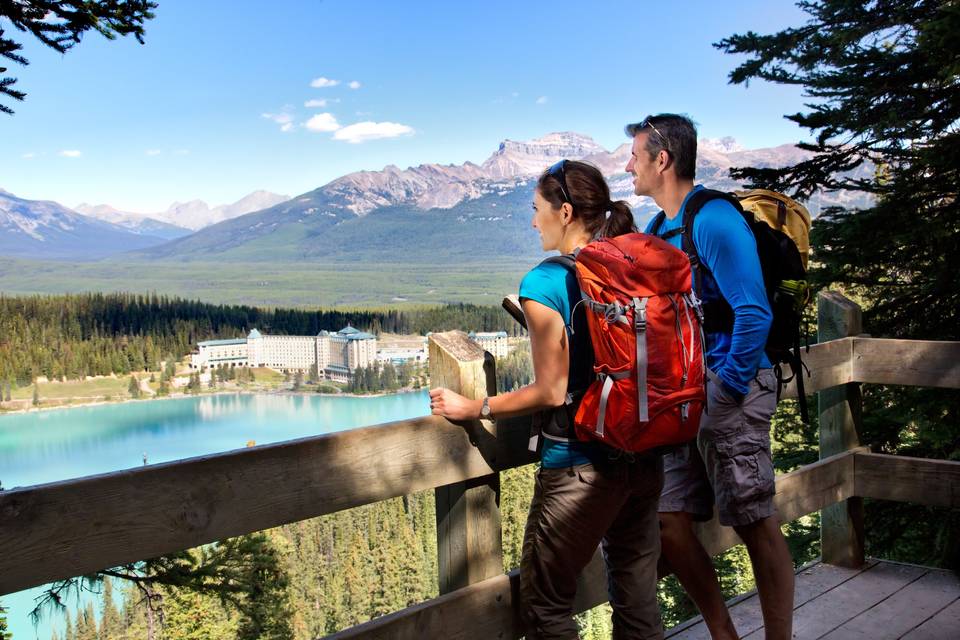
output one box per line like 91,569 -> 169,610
547,159 -> 573,204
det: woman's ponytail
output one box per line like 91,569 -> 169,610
598,200 -> 636,238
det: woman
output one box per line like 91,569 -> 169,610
429,160 -> 665,640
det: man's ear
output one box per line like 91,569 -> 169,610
656,149 -> 673,175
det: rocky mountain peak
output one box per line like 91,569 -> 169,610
482,132 -> 607,179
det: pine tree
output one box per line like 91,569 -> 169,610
293,370 -> 304,391
32,383 -> 39,406
0,1 -> 157,114
717,0 -> 960,568
75,602 -> 97,640
3,381 -> 10,402
161,586 -> 236,640
0,599 -> 11,640
63,613 -> 75,640
128,375 -> 141,399
100,578 -> 122,640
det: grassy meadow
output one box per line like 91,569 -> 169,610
0,257 -> 534,308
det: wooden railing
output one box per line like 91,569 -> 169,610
1,293 -> 958,639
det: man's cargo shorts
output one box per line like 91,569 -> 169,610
658,368 -> 778,527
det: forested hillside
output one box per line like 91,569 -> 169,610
0,293 -> 522,386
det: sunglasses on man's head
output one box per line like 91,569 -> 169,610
640,118 -> 668,147
547,159 -> 572,204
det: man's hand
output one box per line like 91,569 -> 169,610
429,387 -> 482,421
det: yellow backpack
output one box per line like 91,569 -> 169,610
735,189 -> 812,268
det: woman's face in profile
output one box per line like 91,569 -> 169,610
532,189 -> 564,252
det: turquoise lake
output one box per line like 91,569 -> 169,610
0,391 -> 430,639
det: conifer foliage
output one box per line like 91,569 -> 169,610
717,0 -> 959,568
0,599 -> 11,640
0,1 -> 157,114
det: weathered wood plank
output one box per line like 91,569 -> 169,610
669,560 -> 878,639
852,337 -> 960,389
430,331 -> 504,593
328,548 -> 609,640
817,291 -> 865,568
779,337 -> 854,399
693,448 -> 858,558
854,452 -> 960,508
820,567 -> 960,639
787,561 -> 926,639
902,596 -> 960,639
0,411 -> 536,596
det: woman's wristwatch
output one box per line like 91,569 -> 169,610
480,396 -> 491,418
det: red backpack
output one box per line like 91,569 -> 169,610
559,233 -> 706,452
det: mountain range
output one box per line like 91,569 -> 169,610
75,190 -> 290,233
2,132 -> 873,264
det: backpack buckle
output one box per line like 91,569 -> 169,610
633,297 -> 648,331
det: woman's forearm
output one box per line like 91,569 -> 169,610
486,380 -> 566,420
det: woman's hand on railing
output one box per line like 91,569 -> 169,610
429,387 -> 482,421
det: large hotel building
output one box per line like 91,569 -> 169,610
190,326 -> 377,383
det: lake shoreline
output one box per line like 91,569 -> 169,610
0,386 -> 426,417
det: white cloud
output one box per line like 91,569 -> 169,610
333,121 -> 414,144
305,98 -> 329,108
536,96 -> 548,105
262,111 -> 296,132
304,113 -> 341,132
146,149 -> 162,156
262,112 -> 294,125
348,80 -> 361,90
310,77 -> 340,88
22,152 -> 37,159
59,150 -> 82,158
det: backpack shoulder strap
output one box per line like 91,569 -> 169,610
541,253 -> 577,271
649,211 -> 667,237
678,189 -> 741,303
680,189 -> 745,254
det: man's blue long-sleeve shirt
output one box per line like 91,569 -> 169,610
645,185 -> 772,398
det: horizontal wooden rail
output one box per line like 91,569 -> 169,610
852,337 -> 960,389
773,336 -> 960,401
0,414 -> 535,596
854,451 -> 960,508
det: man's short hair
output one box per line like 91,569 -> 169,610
624,114 -> 698,180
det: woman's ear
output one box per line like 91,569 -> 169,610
560,202 -> 574,224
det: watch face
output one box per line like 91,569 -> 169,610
481,398 -> 491,417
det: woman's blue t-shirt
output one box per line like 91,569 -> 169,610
519,261 -> 605,468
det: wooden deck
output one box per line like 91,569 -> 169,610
666,559 -> 960,639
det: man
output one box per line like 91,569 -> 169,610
624,113 -> 795,640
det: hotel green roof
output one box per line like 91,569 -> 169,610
198,338 -> 247,347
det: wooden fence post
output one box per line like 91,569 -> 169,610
817,291 -> 866,567
429,331 -> 503,594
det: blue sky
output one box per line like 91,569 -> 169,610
1,0 -> 813,213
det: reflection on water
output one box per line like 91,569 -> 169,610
0,391 -> 430,489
